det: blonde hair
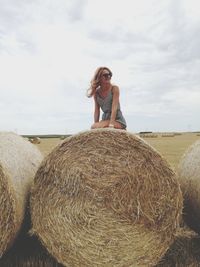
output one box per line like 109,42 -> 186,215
86,67 -> 112,98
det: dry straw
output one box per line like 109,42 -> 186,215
31,129 -> 182,267
0,132 -> 43,257
177,140 -> 200,234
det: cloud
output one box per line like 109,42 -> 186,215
68,0 -> 87,22
0,0 -> 200,133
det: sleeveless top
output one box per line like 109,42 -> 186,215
96,87 -> 127,129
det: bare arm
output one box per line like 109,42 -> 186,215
110,86 -> 120,125
93,94 -> 100,123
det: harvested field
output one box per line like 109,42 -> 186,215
140,132 -> 200,169
35,138 -> 61,156
34,133 -> 200,170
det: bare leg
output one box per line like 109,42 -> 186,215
91,120 -> 124,129
91,120 -> 110,129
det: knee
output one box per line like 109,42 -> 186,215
103,122 -> 110,128
91,123 -> 98,129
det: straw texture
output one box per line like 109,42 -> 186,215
0,132 -> 43,257
31,129 -> 182,267
177,140 -> 200,234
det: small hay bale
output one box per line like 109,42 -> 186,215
0,132 -> 43,257
30,137 -> 41,144
139,133 -> 158,138
161,134 -> 175,137
177,140 -> 200,234
31,129 -> 182,267
174,132 -> 182,136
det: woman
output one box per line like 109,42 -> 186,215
87,67 -> 127,130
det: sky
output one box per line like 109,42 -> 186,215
0,0 -> 200,134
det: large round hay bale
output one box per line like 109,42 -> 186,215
31,129 -> 182,267
0,132 -> 43,257
177,140 -> 200,234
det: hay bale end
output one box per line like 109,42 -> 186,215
31,129 -> 182,267
0,132 -> 43,257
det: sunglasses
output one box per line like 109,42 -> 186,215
102,73 -> 112,79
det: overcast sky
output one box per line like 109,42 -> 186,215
0,0 -> 200,134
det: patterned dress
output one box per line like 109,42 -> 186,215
96,87 -> 127,129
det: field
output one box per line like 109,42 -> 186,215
1,131 -> 200,266
35,132 -> 200,170
139,132 -> 200,169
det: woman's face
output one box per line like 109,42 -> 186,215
100,69 -> 112,85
